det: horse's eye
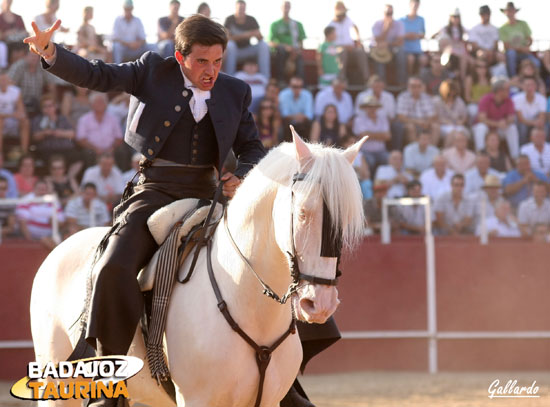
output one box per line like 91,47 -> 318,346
298,209 -> 307,222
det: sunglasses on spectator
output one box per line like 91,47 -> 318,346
452,182 -> 464,187
261,104 -> 273,110
290,84 -> 302,89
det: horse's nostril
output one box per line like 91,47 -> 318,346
300,298 -> 315,312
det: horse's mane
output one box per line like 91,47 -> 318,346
234,142 -> 365,251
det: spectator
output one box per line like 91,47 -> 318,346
370,4 -> 406,87
399,179 -> 426,235
254,99 -> 281,149
468,5 -> 499,65
433,79 -> 468,146
512,76 -> 546,145
278,76 -> 313,141
420,154 -> 454,201
0,175 -> 16,237
314,78 -> 353,124
0,71 -> 29,155
520,128 -> 550,176
106,91 -> 130,132
502,154 -> 550,208
268,1 -> 306,84
420,53 -> 451,96
479,199 -> 521,238
121,152 -> 140,185
464,152 -> 500,196
352,94 -> 389,174
532,223 -> 550,243
499,2 -> 540,77
112,0 -> 148,64
328,1 -> 368,85
511,58 -> 546,97
34,0 -> 68,42
473,78 -> 519,159
13,154 -> 36,197
442,129 -> 476,174
464,59 -> 492,122
259,80 -> 280,115
400,0 -> 425,76
517,181 -> 550,237
15,178 -> 64,250
317,26 -> 340,88
403,130 -> 439,176
235,59 -> 268,113
224,0 -> 270,79
475,174 -> 503,220
75,6 -> 108,61
60,85 -> 91,128
8,52 -> 55,117
157,0 -> 183,58
482,130 -> 512,173
65,182 -> 111,236
397,76 -> 438,144
363,179 -> 400,234
80,152 -> 125,208
310,103 -> 345,146
434,173 -> 475,235
197,2 -> 211,17
44,155 -> 78,208
0,0 -> 27,64
340,133 -> 372,199
436,9 -> 469,80
375,150 -> 412,199
31,94 -> 79,169
0,152 -> 16,197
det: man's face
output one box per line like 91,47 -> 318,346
123,6 -> 133,18
409,0 -> 419,14
533,184 -> 547,201
477,156 -> 490,174
169,2 -> 180,14
531,129 -> 545,147
372,80 -> 384,94
389,152 -> 402,170
418,133 -> 430,148
290,79 -> 303,97
523,79 -> 536,94
480,12 -> 490,24
332,80 -> 345,95
178,44 -> 223,91
516,157 -> 531,174
41,99 -> 56,116
91,96 -> 107,114
384,5 -> 393,17
409,184 -> 421,198
408,79 -> 423,98
485,187 -> 500,201
451,177 -> 464,197
495,202 -> 510,220
34,182 -> 48,196
282,1 -> 290,15
99,156 -> 114,173
433,157 -> 446,174
0,73 -> 9,89
505,8 -> 516,20
82,187 -> 96,204
236,1 -> 246,16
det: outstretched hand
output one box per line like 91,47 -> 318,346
23,20 -> 61,58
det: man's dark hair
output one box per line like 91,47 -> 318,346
83,182 -> 97,191
324,26 -> 335,37
406,180 -> 421,190
451,174 -> 465,183
174,14 -> 228,56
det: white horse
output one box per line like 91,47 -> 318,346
30,133 -> 366,406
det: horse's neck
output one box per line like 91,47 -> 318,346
212,190 -> 293,337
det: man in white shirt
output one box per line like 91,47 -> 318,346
519,128 -> 550,176
478,199 -> 521,238
0,71 -> 29,154
420,154 -> 454,201
517,181 -> 550,236
80,152 -> 125,208
468,5 -> 499,64
112,0 -> 149,64
403,130 -> 439,176
65,182 -> 111,236
464,152 -> 501,196
375,150 -> 412,198
512,76 -> 546,145
314,78 -> 353,124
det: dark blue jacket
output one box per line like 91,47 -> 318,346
42,44 -> 265,178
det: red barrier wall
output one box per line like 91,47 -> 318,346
1,236 -> 549,380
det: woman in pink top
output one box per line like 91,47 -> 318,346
442,129 -> 476,174
13,154 -> 37,196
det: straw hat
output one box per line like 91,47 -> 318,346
483,174 -> 501,188
370,47 -> 393,64
500,2 -> 519,13
358,94 -> 382,109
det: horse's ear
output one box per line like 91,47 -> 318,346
342,136 -> 369,164
290,125 -> 312,167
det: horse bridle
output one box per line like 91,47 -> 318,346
223,172 -> 343,305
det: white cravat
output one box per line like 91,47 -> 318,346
180,68 -> 210,122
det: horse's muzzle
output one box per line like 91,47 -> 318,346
294,285 -> 340,324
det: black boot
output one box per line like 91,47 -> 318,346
87,343 -> 127,407
280,380 -> 315,407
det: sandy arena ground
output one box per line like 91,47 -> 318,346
1,371 -> 548,407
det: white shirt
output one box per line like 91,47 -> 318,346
464,167 -> 501,196
65,196 -> 111,227
478,216 -> 521,237
520,142 -> 550,176
181,69 -> 210,122
15,192 -> 65,239
112,15 -> 146,43
511,92 -> 546,120
517,197 -> 550,228
420,168 -> 454,201
468,23 -> 499,50
314,87 -> 353,123
0,85 -> 20,115
354,89 -> 396,120
328,16 -> 357,46
375,165 -> 412,198
81,165 -> 125,200
403,143 -> 440,174
234,71 -> 267,100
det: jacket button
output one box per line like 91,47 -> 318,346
191,157 -> 197,163
193,141 -> 198,146
154,136 -> 160,142
182,90 -> 189,97
147,148 -> 154,156
175,105 -> 181,112
164,120 -> 170,127
192,149 -> 198,154
193,134 -> 199,140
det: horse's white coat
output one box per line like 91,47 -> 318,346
30,134 -> 366,406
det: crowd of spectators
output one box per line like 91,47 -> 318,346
0,0 -> 549,248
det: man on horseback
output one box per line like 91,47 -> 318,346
25,14 -> 327,407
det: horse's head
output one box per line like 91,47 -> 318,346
271,128 -> 367,324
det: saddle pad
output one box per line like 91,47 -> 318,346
137,198 -> 223,291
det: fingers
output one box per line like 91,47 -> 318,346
220,172 -> 233,181
31,21 -> 40,36
48,19 -> 62,33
